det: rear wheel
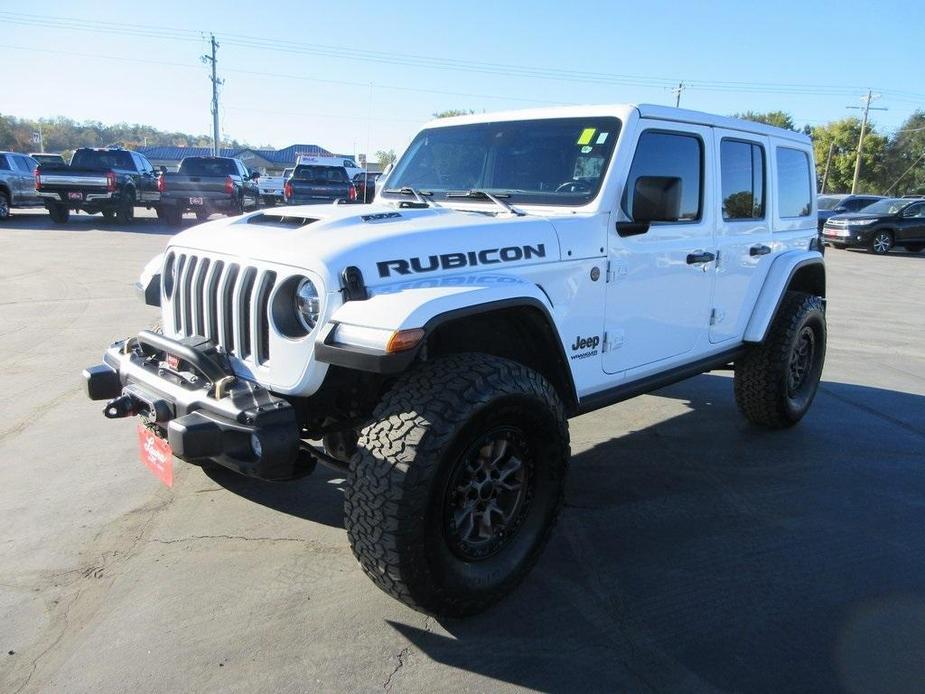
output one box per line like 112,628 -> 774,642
345,353 -> 570,617
115,190 -> 135,224
195,210 -> 210,222
101,208 -> 115,222
0,191 -> 10,220
869,230 -> 893,254
734,291 -> 826,428
48,204 -> 70,224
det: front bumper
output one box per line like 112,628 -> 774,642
83,331 -> 303,480
822,227 -> 873,247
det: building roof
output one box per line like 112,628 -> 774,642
137,143 -> 334,165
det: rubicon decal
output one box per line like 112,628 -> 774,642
377,244 -> 546,278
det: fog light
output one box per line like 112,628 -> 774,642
250,433 -> 262,459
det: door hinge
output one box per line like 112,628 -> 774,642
709,308 -> 725,325
605,260 -> 614,283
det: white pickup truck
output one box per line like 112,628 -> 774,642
256,167 -> 294,206
85,104 -> 826,617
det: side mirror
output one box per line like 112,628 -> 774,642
834,206 -> 847,213
632,176 -> 682,223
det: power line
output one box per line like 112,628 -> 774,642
3,10 -> 925,102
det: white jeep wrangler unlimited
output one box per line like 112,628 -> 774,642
84,104 -> 826,617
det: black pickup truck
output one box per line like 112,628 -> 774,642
34,148 -> 160,224
157,156 -> 260,226
283,164 -> 356,205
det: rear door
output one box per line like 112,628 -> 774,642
11,155 -> 36,204
604,123 -> 716,375
709,131 -> 773,343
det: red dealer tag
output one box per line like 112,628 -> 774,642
137,422 -> 173,487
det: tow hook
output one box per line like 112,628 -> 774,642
104,394 -> 136,419
103,386 -> 172,422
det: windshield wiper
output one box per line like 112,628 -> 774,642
445,190 -> 526,216
383,187 -> 440,207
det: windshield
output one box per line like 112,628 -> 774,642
179,158 -> 237,176
385,117 -> 621,207
817,195 -> 846,211
857,198 -> 907,215
71,149 -> 134,170
292,165 -> 349,183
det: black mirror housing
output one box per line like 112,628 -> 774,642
632,176 -> 682,223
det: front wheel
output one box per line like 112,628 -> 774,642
345,353 -> 570,617
734,291 -> 826,428
0,191 -> 10,220
869,230 -> 893,254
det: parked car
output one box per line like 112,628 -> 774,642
86,104 -> 826,617
822,197 -> 925,253
283,164 -> 356,205
0,151 -> 42,219
157,156 -> 259,226
29,153 -> 66,167
34,147 -> 160,224
816,194 -> 883,231
256,172 -> 285,206
352,171 -> 381,203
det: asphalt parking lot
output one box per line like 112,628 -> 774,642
1,208 -> 923,693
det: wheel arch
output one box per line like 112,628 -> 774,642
744,251 -> 825,344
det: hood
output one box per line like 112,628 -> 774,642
167,203 -> 563,292
828,212 -> 888,223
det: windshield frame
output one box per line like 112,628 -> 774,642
383,116 -> 622,208
817,195 -> 847,211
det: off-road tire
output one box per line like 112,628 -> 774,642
869,230 -> 893,254
48,204 -> 70,224
115,190 -> 135,225
345,353 -> 570,617
734,291 -> 826,429
0,191 -> 10,220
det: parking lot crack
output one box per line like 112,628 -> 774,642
382,646 -> 411,690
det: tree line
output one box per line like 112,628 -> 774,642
0,113 -> 247,160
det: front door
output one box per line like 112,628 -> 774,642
709,131 -> 773,343
604,123 -> 716,375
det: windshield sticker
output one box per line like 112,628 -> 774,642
580,146 -> 593,154
576,128 -> 597,146
596,132 -> 609,144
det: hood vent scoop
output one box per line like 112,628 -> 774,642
246,213 -> 319,228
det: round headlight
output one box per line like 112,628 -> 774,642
295,278 -> 320,331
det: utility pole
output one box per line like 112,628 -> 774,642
820,141 -> 835,193
671,82 -> 685,108
847,90 -> 887,194
201,35 -> 223,156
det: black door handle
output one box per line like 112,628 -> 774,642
686,251 -> 716,264
750,244 -> 771,256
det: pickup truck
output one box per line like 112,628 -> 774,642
35,147 -> 160,224
157,156 -> 259,226
283,164 -> 356,205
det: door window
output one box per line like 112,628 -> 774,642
624,131 -> 703,222
720,139 -> 765,220
776,147 -> 812,218
903,203 -> 925,218
12,155 -> 34,173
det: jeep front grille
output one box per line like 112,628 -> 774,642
170,253 -> 276,365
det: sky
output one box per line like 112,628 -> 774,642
2,1 -> 923,159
